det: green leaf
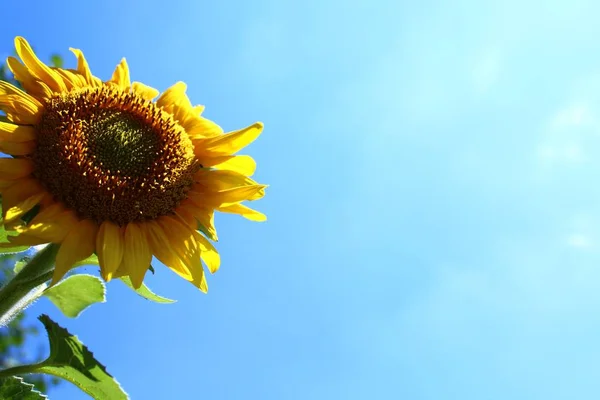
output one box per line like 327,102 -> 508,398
119,276 -> 176,304
0,223 -> 29,254
44,275 -> 105,318
47,252 -> 175,304
13,257 -> 31,274
33,315 -> 128,399
67,253 -> 175,303
49,54 -> 63,68
0,376 -> 48,399
73,254 -> 98,268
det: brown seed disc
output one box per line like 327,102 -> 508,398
33,85 -> 199,225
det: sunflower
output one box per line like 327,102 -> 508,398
0,37 -> 266,292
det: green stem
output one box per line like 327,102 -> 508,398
0,244 -> 59,327
0,362 -> 45,380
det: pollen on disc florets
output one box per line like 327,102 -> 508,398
33,85 -> 199,226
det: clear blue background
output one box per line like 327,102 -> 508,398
3,0 -> 600,398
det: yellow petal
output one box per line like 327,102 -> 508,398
145,221 -> 192,280
15,37 -> 66,92
0,234 -> 47,247
6,57 -> 37,88
178,200 -> 218,241
217,203 -> 267,221
112,259 -> 130,279
176,224 -> 209,292
16,210 -> 77,242
194,122 -> 263,156
174,205 -> 202,233
157,216 -> 199,263
186,116 -> 224,139
156,82 -> 197,126
4,191 -> 45,223
2,179 -> 45,222
52,219 -> 98,285
206,185 -> 267,206
0,141 -> 35,156
150,216 -> 209,292
0,121 -> 36,142
192,105 -> 205,115
157,216 -> 209,291
188,230 -> 211,292
0,158 -> 34,179
8,199 -> 68,233
0,80 -> 34,97
195,209 -> 218,241
0,180 -> 18,190
108,58 -> 130,89
53,68 -> 84,90
201,155 -> 256,176
192,174 -> 267,203
121,223 -> 152,289
164,213 -> 218,274
0,81 -> 43,124
190,262 -> 208,293
156,81 -> 187,110
6,57 -> 53,100
196,169 -> 261,192
196,234 -> 220,274
29,202 -> 65,225
96,221 -> 124,281
8,201 -> 65,232
0,96 -> 42,124
131,82 -> 159,100
68,48 -> 99,87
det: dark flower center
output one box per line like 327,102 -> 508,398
33,85 -> 199,225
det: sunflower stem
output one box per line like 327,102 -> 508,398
0,244 -> 59,327
0,362 -> 45,379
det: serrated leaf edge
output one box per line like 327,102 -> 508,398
0,376 -> 48,399
36,315 -> 129,399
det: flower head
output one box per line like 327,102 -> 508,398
0,37 -> 266,291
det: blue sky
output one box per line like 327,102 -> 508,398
3,0 -> 600,398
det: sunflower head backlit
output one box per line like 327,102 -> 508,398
0,37 -> 267,292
